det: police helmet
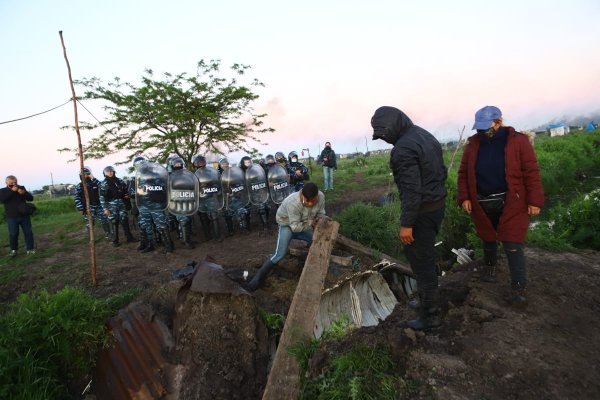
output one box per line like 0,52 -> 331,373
103,165 -> 116,177
192,154 -> 207,170
169,156 -> 185,171
240,156 -> 252,170
265,154 -> 275,165
218,157 -> 229,169
275,152 -> 286,164
133,156 -> 147,169
288,151 -> 299,164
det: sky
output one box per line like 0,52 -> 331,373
1,0 -> 600,190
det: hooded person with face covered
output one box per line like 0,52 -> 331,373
371,106 -> 447,330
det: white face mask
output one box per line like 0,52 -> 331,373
291,157 -> 298,163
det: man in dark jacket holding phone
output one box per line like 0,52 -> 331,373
371,106 -> 447,330
0,175 -> 36,256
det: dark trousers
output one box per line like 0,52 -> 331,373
7,216 -> 35,251
482,208 -> 527,287
403,207 -> 445,292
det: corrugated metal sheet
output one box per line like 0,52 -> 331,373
93,303 -> 174,400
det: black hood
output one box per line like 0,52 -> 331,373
370,106 -> 414,145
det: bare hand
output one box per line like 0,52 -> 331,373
399,226 -> 414,245
462,200 -> 472,214
104,210 -> 111,215
528,205 -> 541,216
295,170 -> 302,176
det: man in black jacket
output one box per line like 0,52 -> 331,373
0,175 -> 35,256
371,106 -> 447,330
319,141 -> 337,191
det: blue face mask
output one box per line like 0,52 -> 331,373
292,157 -> 298,163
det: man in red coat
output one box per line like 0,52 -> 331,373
458,106 -> 544,308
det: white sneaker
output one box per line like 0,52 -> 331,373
9,250 -> 17,257
27,250 -> 36,255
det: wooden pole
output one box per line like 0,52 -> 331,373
448,125 -> 465,172
59,31 -> 97,286
262,218 -> 339,400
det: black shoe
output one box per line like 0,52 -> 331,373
407,314 -> 442,331
140,243 -> 155,253
507,285 -> 527,309
246,258 -> 276,292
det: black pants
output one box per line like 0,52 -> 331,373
403,207 -> 445,293
482,208 -> 527,287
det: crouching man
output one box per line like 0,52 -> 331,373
246,182 -> 326,291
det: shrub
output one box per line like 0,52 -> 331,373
0,287 -> 135,399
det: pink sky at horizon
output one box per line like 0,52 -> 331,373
2,0 -> 600,190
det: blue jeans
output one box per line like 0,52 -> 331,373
323,166 -> 334,190
269,225 -> 313,264
7,216 -> 35,251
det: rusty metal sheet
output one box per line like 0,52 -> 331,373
93,302 -> 174,400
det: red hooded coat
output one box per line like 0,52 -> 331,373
457,127 -> 544,243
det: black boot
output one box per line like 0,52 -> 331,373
245,213 -> 252,232
111,220 -> 121,247
225,216 -> 235,237
137,230 -> 149,251
122,217 -> 137,243
199,213 -> 212,241
259,211 -> 269,230
211,218 -> 223,242
140,233 -> 155,253
246,258 -> 276,292
102,222 -> 111,240
507,283 -> 527,309
407,288 -> 442,331
160,229 -> 175,253
182,223 -> 195,249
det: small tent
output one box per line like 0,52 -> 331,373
548,122 -> 570,137
587,121 -> 596,132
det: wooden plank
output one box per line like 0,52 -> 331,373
288,247 -> 354,267
262,218 -> 339,400
335,234 -> 415,278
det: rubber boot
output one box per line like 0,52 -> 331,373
225,216 -> 235,237
407,288 -> 442,331
507,284 -> 527,309
160,229 -> 175,253
246,258 -> 276,292
140,232 -> 155,253
211,218 -> 223,242
137,230 -> 149,251
111,220 -> 121,247
122,217 -> 137,243
182,223 -> 195,249
102,222 -> 111,240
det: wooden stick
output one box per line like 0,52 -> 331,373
262,218 -> 339,400
59,31 -> 97,286
335,234 -> 415,278
448,125 -> 466,172
288,247 -> 354,267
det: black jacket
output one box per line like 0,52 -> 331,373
319,148 -> 337,168
0,186 -> 34,219
371,106 -> 447,227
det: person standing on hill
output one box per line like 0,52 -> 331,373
74,167 -> 111,240
319,141 -> 337,191
100,166 -> 136,247
371,106 -> 448,331
0,175 -> 36,256
458,106 -> 544,308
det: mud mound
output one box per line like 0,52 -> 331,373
307,248 -> 600,399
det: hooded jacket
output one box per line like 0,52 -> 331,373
457,127 -> 544,243
371,106 -> 447,227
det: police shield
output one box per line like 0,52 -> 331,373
168,169 -> 199,216
246,164 -> 269,205
195,165 -> 224,213
221,166 -> 249,211
135,162 -> 169,210
267,164 -> 291,204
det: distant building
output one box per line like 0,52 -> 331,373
548,123 -> 570,137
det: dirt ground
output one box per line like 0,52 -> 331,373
2,187 -> 600,399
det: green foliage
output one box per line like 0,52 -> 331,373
529,189 -> 600,250
335,202 -> 402,258
287,338 -> 321,374
258,307 -> 285,332
321,313 -> 353,341
0,287 -> 132,399
437,171 -> 473,258
63,59 -> 274,167
300,346 -> 399,400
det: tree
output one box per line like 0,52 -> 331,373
61,60 -> 273,168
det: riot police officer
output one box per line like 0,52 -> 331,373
100,166 -> 136,247
168,156 -> 195,249
74,167 -> 111,240
193,154 -> 223,242
287,151 -> 309,192
219,157 -> 250,235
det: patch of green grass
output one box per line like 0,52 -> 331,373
258,307 -> 286,332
